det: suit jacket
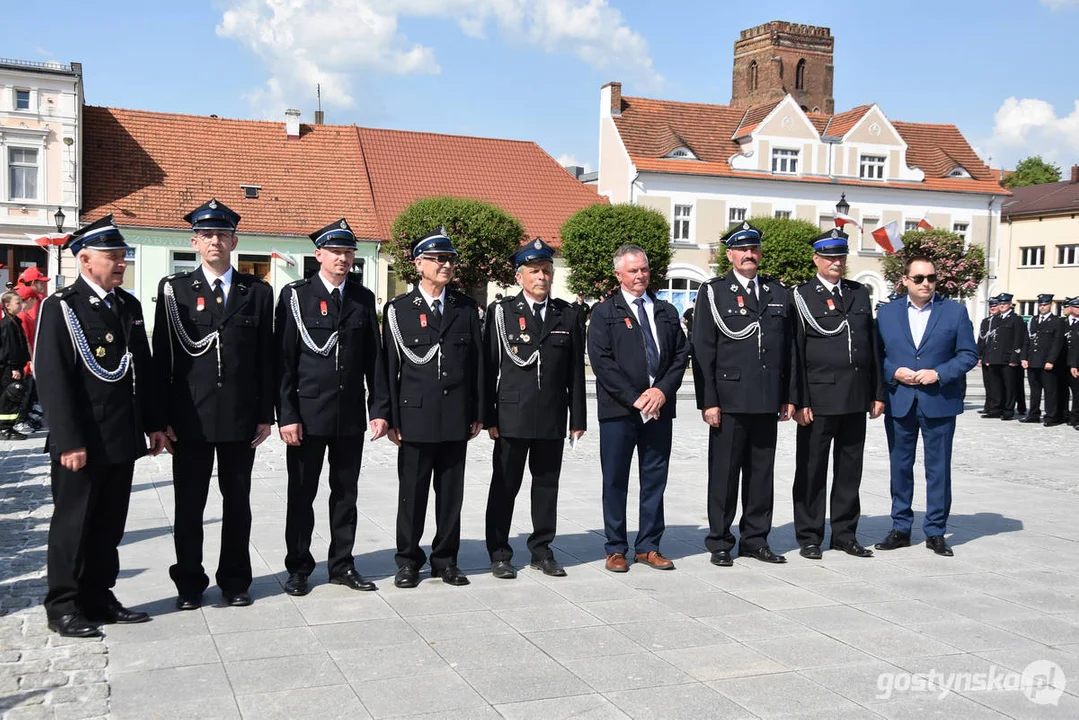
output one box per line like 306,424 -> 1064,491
484,293 -> 586,439
1022,313 -> 1066,368
587,290 -> 688,421
275,275 -> 387,437
691,272 -> 795,414
982,310 -> 1025,365
381,287 -> 484,443
34,276 -> 162,463
792,278 -> 884,415
152,266 -> 275,443
0,313 -> 30,374
876,294 -> 978,419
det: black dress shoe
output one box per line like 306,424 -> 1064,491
284,573 -> 310,596
1019,415 -> 1042,423
529,557 -> 567,577
710,550 -> 733,567
433,565 -> 470,586
982,413 -> 1002,419
830,539 -> 874,558
48,613 -> 103,638
85,601 -> 150,624
394,565 -> 419,588
1044,419 -> 1064,427
799,544 -> 822,560
1000,413 -> 1015,421
874,530 -> 911,551
175,594 -> 202,611
330,569 -> 377,591
739,546 -> 787,564
491,560 -> 517,579
224,591 -> 252,607
926,535 -> 954,556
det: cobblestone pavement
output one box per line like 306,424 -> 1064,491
3,378 -> 1079,719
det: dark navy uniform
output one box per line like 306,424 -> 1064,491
275,219 -> 387,586
1064,297 -> 1079,426
976,297 -> 1000,414
982,295 -> 1026,419
36,217 -> 163,628
152,199 -> 275,604
483,240 -> 586,571
1022,294 -> 1067,425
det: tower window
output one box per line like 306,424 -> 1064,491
795,59 -> 806,90
748,61 -> 758,92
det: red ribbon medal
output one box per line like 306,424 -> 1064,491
320,300 -> 328,316
624,317 -> 633,328
420,313 -> 428,328
736,295 -> 745,308
519,317 -> 527,331
826,298 -> 836,311
196,297 -> 205,312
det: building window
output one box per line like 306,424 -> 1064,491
748,61 -> 758,91
729,207 -> 747,224
819,215 -> 834,230
15,89 -> 30,110
859,155 -> 885,180
861,217 -> 880,252
1057,244 -> 1079,266
904,220 -> 920,232
672,204 -> 692,242
795,59 -> 806,90
1019,246 -> 1045,268
8,147 -> 39,200
774,210 -> 792,219
952,222 -> 968,240
655,277 -> 702,316
171,251 -> 199,275
1017,300 -> 1036,317
771,148 -> 799,174
666,147 -> 696,160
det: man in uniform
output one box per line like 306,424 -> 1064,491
382,229 -> 484,588
790,229 -> 884,560
982,293 -> 1025,420
692,221 -> 795,567
1022,293 -> 1067,427
484,239 -> 586,579
35,216 -> 167,637
275,219 -> 389,596
1063,297 -> 1079,428
153,199 -> 275,610
976,297 -> 1000,414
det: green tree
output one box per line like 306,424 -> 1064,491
711,217 -> 819,286
1004,155 -> 1062,188
387,196 -> 524,292
560,203 -> 672,297
880,229 -> 986,299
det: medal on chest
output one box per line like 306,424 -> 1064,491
624,317 -> 633,329
196,297 -> 206,312
826,298 -> 836,311
320,300 -> 328,316
419,313 -> 428,328
519,316 -> 527,332
737,295 -> 744,308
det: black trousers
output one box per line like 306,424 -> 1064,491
485,436 -> 563,563
1067,371 -> 1079,423
986,364 -> 1020,415
169,440 -> 255,597
792,413 -> 866,546
45,461 -> 134,619
1027,367 -> 1060,420
395,440 -> 467,571
1014,365 -> 1027,414
284,434 -> 364,577
980,364 -> 991,412
705,413 -> 778,553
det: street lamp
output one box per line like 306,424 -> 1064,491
53,207 -> 66,288
835,193 -> 849,218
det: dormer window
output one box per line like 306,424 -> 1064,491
240,184 -> 261,199
948,167 -> 971,178
665,147 -> 696,160
771,148 -> 799,175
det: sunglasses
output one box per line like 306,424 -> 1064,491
421,254 -> 456,265
907,273 -> 938,285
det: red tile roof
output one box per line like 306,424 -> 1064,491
1001,180 -> 1079,217
732,101 -> 782,139
613,95 -> 1006,196
83,107 -> 607,248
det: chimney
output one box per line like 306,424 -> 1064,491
602,81 -> 622,116
285,108 -> 301,139
314,110 -> 325,125
1071,164 -> 1079,184
563,165 -> 584,179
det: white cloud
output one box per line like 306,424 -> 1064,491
217,0 -> 659,118
982,97 -> 1079,168
556,153 -> 593,172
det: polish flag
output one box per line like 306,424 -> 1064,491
271,249 -> 296,266
26,232 -> 70,248
871,220 -> 904,255
834,213 -> 861,230
917,216 -> 933,231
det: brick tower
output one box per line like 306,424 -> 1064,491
730,21 -> 834,114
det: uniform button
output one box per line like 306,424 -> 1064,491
339,384 -> 344,390
916,356 -> 920,360
217,381 -> 223,388
442,371 -> 448,377
442,389 -> 448,396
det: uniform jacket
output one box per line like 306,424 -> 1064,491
483,292 -> 586,439
1022,313 -> 1066,368
691,271 -> 795,414
982,310 -> 1025,365
1067,317 -> 1079,369
275,275 -> 388,437
587,290 -> 688,421
0,313 -> 30,375
381,287 -> 484,443
977,316 -> 992,360
152,266 -> 275,443
791,278 -> 884,415
876,294 -> 979,419
34,276 -> 162,463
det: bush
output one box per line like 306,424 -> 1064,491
880,230 -> 986,299
560,203 -> 672,297
711,217 -> 819,286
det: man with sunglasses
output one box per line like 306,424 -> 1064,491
153,199 -> 275,610
381,228 -> 484,588
874,256 -> 978,557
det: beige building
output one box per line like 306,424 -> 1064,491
999,168 -> 1079,316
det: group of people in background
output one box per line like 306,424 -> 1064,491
0,267 -> 49,439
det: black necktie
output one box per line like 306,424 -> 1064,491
431,298 -> 442,327
330,287 -> 341,310
103,292 -> 115,310
634,298 -> 660,377
533,302 -> 544,325
212,278 -> 224,309
832,286 -> 842,301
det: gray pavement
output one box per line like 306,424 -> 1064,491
3,392 -> 1079,719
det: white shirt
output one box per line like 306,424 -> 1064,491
522,291 -> 546,323
202,265 -> 234,302
817,274 -> 840,296
732,269 -> 759,298
417,285 -> 447,314
80,274 -> 111,302
318,272 -> 346,298
622,288 -> 661,384
907,295 -> 935,347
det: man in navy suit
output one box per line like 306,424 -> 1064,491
587,244 -> 689,572
874,255 -> 978,557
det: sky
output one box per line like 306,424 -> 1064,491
6,0 -> 1079,173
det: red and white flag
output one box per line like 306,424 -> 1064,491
834,213 -> 861,230
871,220 -> 904,255
26,232 -> 70,248
271,249 -> 296,266
916,216 -> 933,231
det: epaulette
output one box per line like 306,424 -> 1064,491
549,297 -> 571,309
286,278 -> 309,289
388,291 -> 412,306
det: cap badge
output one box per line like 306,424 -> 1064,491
742,221 -> 750,230
830,229 -> 838,238
340,220 -> 348,229
533,239 -> 542,249
209,199 -> 218,209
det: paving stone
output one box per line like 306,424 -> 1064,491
494,694 -> 630,720
224,653 -> 345,695
606,682 -> 755,719
234,684 -> 371,720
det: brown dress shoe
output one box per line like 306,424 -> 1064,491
634,550 -> 675,570
605,553 -> 629,573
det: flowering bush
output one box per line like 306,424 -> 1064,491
881,230 -> 986,299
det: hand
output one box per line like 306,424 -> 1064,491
794,407 -> 814,426
488,426 -> 500,440
60,447 -> 87,472
913,368 -> 939,385
893,367 -> 916,385
11,369 -> 21,380
976,359 -> 981,367
633,388 -> 667,418
1021,360 -> 1029,369
702,407 -> 721,428
779,403 -> 795,422
469,421 -> 483,439
279,423 -> 303,446
1072,367 -> 1079,378
570,429 -> 585,442
388,428 -> 402,446
870,401 -> 885,419
252,423 -> 272,448
147,431 -> 168,456
1045,362 -> 1054,371
369,418 -> 388,441
165,425 -> 178,443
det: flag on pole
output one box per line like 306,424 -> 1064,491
271,249 -> 296,266
834,212 -> 861,230
871,220 -> 904,255
917,216 -> 933,231
26,232 -> 70,248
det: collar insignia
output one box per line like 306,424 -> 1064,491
412,296 -> 422,307
729,284 -> 738,293
762,284 -> 769,292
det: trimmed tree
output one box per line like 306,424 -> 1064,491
711,217 -> 819,286
1004,155 -> 1062,188
560,203 -> 672,297
880,229 -> 986,299
387,196 -> 524,294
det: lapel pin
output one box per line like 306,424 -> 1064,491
512,346 -> 519,354
192,279 -> 201,289
94,346 -> 106,358
519,317 -> 527,332
762,284 -> 769,292
624,317 -> 633,328
520,333 -> 530,343
740,308 -> 748,315
196,297 -> 206,312
737,295 -> 745,308
216,296 -> 223,304
320,300 -> 328,316
104,332 -> 114,343
420,313 -> 428,328
816,285 -> 823,293
826,298 -> 836,311
729,284 -> 738,292
412,296 -> 422,307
